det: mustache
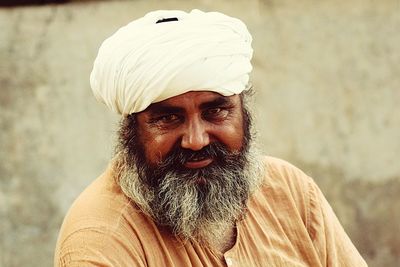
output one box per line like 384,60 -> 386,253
142,142 -> 245,188
158,142 -> 232,168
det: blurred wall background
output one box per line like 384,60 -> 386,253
0,0 -> 399,266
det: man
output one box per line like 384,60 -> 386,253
55,10 -> 367,266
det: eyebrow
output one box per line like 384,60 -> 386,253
199,96 -> 232,110
146,95 -> 233,116
146,104 -> 185,116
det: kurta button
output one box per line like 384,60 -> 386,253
226,257 -> 234,266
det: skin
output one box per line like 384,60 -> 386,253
136,91 -> 245,169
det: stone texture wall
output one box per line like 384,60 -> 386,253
0,0 -> 398,266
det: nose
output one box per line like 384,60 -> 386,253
181,116 -> 210,151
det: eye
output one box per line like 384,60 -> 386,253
158,114 -> 180,123
206,108 -> 222,115
148,113 -> 182,127
203,107 -> 228,120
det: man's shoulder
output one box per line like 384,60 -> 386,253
247,155 -> 316,231
258,155 -> 315,205
263,156 -> 311,183
55,165 -> 149,266
262,155 -> 308,176
55,165 -> 142,245
64,165 -> 133,224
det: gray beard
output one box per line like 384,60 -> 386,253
114,144 -> 265,246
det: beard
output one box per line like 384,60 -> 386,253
114,104 -> 264,246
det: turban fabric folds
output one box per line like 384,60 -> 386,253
90,9 -> 253,115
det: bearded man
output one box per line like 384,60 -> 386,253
54,10 -> 367,267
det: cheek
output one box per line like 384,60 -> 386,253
213,118 -> 244,152
221,127 -> 244,151
141,131 -> 180,164
136,115 -> 177,164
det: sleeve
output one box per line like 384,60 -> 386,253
307,179 -> 368,267
55,227 -> 147,267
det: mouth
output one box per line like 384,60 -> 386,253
184,157 -> 213,169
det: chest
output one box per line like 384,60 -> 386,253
140,210 -> 321,267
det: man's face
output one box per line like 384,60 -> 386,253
116,90 -> 259,245
136,91 -> 245,168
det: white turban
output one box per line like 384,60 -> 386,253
90,9 -> 253,115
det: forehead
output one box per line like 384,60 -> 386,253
143,91 -> 241,113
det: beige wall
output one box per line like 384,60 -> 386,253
0,0 -> 399,266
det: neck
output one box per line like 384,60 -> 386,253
216,224 -> 237,253
195,222 -> 237,254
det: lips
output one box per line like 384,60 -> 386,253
184,157 -> 213,169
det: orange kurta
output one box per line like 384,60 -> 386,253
54,157 -> 367,266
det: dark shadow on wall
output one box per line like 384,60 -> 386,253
292,159 -> 400,267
